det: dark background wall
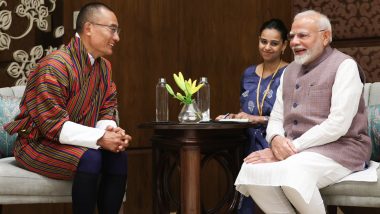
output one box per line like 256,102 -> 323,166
1,0 -> 379,213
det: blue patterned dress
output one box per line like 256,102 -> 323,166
240,64 -> 286,154
238,64 -> 286,214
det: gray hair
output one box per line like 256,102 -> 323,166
294,10 -> 332,43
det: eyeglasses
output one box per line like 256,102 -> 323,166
259,37 -> 281,47
288,29 -> 326,41
90,22 -> 121,35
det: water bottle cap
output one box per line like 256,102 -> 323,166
200,77 -> 207,82
159,78 -> 166,83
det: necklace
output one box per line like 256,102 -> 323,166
256,60 -> 282,116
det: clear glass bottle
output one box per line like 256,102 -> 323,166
197,77 -> 210,121
156,78 -> 169,122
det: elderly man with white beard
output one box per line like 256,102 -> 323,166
234,10 -> 371,214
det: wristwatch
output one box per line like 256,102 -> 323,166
263,116 -> 269,122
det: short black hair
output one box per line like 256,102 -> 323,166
76,2 -> 114,33
259,18 -> 288,42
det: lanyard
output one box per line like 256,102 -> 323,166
256,61 -> 281,116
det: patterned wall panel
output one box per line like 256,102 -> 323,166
0,0 -> 64,87
338,46 -> 380,82
293,0 -> 380,40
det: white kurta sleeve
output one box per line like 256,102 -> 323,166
266,72 -> 286,144
292,59 -> 363,151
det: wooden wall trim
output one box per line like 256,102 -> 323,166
332,38 -> 380,48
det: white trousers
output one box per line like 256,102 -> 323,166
235,152 -> 352,214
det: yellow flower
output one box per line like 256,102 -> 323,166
165,72 -> 204,104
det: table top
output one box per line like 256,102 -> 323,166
139,121 -> 255,130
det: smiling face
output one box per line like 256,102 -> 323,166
82,7 -> 120,58
289,16 -> 330,65
258,28 -> 287,63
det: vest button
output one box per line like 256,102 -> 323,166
293,120 -> 298,125
293,103 -> 298,108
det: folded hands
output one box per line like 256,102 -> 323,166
97,125 -> 132,153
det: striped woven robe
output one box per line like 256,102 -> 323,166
4,36 -> 118,180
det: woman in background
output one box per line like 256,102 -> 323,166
216,18 -> 289,214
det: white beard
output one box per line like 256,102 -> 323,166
294,52 -> 311,65
293,44 -> 324,65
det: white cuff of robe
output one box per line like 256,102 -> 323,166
59,121 -> 104,149
96,120 -> 117,130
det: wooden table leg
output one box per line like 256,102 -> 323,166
181,146 -> 201,214
152,145 -> 160,213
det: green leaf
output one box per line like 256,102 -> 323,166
185,80 -> 192,96
165,84 -> 175,96
176,92 -> 185,102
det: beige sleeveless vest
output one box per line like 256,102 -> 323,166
283,47 -> 371,171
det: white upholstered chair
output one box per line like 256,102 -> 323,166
320,82 -> 380,213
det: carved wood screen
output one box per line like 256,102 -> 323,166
293,0 -> 380,82
0,0 -> 64,87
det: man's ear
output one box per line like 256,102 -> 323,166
83,22 -> 92,36
323,31 -> 331,46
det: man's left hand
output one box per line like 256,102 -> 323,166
243,148 -> 279,164
271,135 -> 297,160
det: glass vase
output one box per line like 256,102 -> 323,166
178,101 -> 203,123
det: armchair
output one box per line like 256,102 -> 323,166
320,82 -> 380,213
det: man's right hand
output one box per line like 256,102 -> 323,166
270,135 -> 297,160
97,130 -> 131,153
